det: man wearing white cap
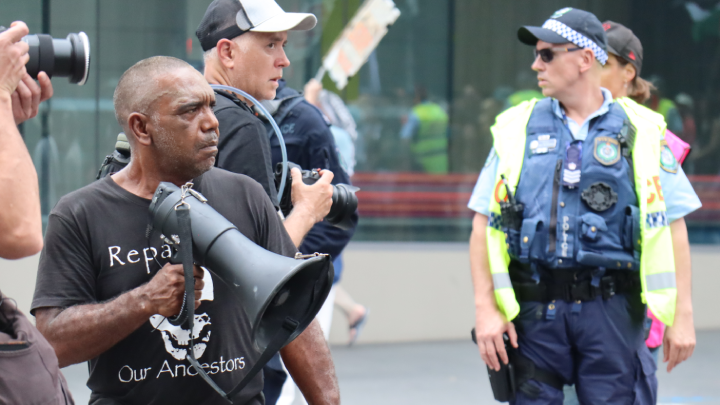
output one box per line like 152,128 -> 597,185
197,1 -> 341,404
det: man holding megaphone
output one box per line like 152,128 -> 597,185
31,56 -> 339,405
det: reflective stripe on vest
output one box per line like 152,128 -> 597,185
486,97 -> 677,326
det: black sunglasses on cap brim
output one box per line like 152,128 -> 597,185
534,46 -> 583,63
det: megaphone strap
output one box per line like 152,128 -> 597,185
175,203 -> 234,401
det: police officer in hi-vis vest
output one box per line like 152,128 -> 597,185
467,8 -> 700,404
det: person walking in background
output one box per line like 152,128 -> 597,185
399,85 -> 449,174
647,75 -> 684,136
303,78 -> 369,346
258,75 -> 358,404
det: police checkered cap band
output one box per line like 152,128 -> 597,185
542,19 -> 608,65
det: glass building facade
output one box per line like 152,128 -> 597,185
3,0 -> 719,242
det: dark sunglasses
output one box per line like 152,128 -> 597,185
534,46 -> 583,63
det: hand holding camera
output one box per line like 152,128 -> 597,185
276,162 -> 359,230
12,72 -> 53,125
0,22 -> 30,100
290,167 -> 335,223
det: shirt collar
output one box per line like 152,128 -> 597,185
552,87 -> 614,122
214,89 -> 254,113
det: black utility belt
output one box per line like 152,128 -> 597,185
513,273 -> 641,303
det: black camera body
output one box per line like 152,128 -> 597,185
0,26 -> 90,85
274,162 -> 358,230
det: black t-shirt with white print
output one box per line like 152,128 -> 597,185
31,167 -> 297,405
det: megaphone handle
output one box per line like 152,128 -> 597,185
225,317 -> 299,400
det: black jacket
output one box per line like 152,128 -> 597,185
267,80 -> 358,279
213,90 -> 279,206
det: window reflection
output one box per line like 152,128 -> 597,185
5,0 -> 719,242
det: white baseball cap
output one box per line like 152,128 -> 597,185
197,0 -> 317,51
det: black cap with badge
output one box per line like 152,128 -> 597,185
603,21 -> 643,76
517,7 -> 608,65
196,0 -> 317,52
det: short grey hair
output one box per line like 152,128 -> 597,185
202,34 -> 252,64
113,56 -> 194,129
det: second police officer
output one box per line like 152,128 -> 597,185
468,7 -> 700,404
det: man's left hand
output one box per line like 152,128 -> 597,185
13,72 -> 53,125
663,311 -> 696,372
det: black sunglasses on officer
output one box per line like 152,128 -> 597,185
534,46 -> 583,63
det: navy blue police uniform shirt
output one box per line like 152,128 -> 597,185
213,90 -> 279,207
268,80 -> 358,280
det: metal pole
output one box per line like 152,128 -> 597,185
95,0 -> 101,171
40,0 -> 51,216
446,0 -> 455,173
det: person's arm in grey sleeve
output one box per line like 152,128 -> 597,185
0,23 -> 49,259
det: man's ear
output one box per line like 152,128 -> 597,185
128,112 -> 152,147
578,48 -> 596,73
216,38 -> 236,69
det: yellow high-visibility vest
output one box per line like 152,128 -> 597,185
485,97 -> 677,326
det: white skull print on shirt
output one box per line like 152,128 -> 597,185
149,268 -> 214,361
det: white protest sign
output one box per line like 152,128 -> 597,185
317,0 -> 401,89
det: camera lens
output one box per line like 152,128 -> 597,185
325,183 -> 359,230
24,32 -> 91,85
274,162 -> 358,229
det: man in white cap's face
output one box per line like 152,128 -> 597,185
205,31 -> 289,102
199,0 -> 316,104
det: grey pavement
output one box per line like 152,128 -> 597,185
62,330 -> 720,404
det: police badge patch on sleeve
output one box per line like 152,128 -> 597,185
593,137 -> 621,166
660,140 -> 679,173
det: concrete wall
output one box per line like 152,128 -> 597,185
328,243 -> 720,345
2,243 -> 718,343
